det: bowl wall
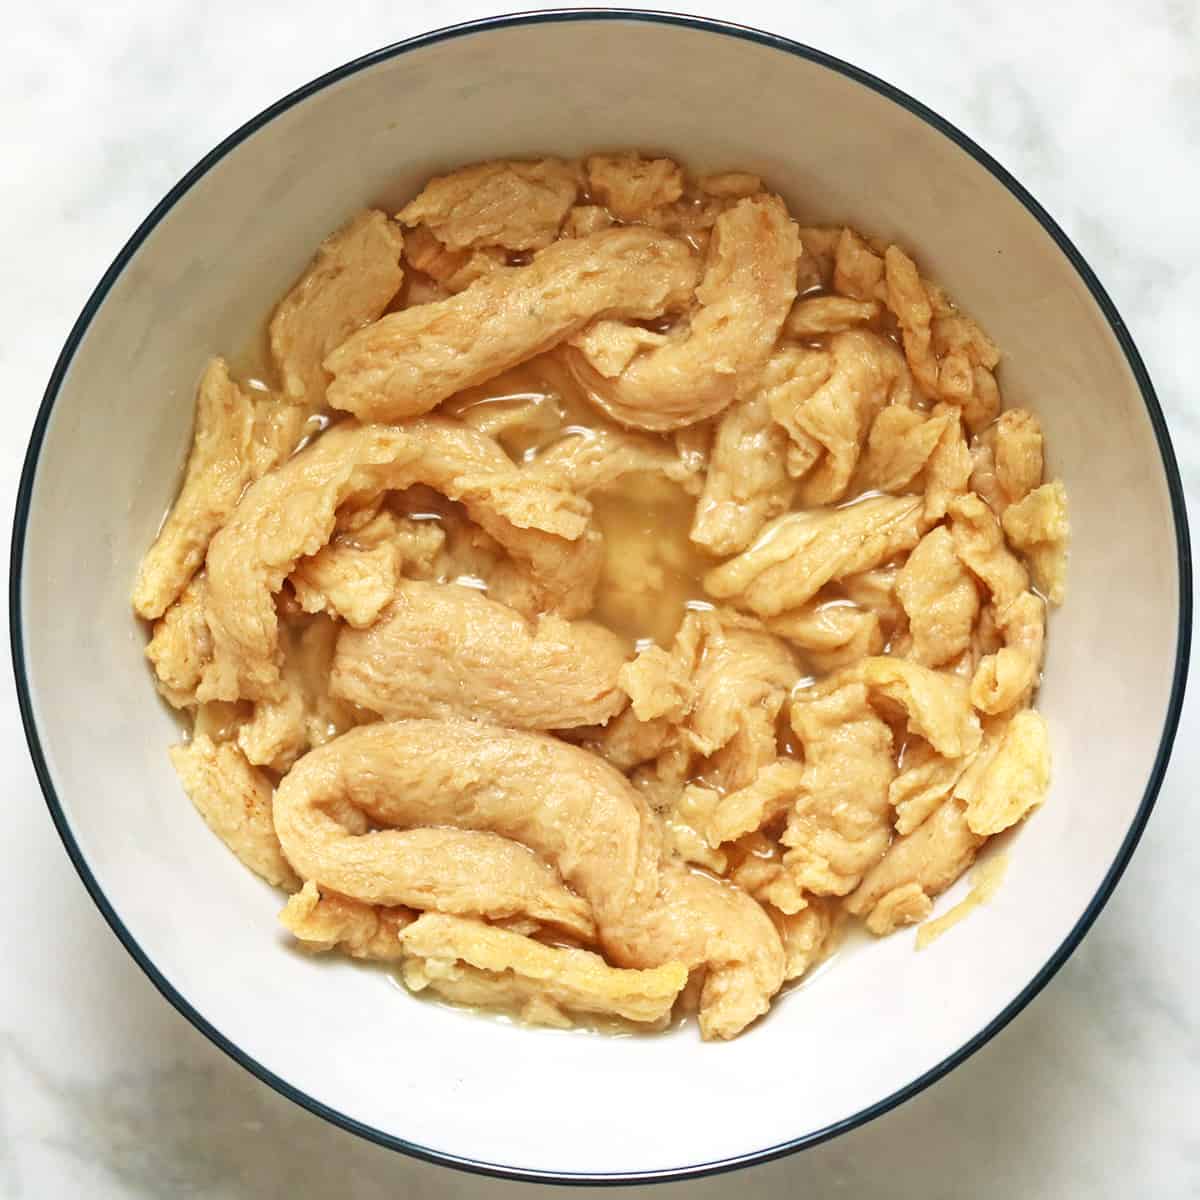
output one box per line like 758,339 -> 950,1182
14,13 -> 1187,1181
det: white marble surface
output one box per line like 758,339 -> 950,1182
2,1 -> 1197,1195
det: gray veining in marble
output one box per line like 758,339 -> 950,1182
2,1 -> 1196,1197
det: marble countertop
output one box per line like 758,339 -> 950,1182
2,1 -> 1196,1196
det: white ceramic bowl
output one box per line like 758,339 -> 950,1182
12,11 -> 1191,1184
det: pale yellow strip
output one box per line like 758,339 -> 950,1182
916,852 -> 1009,950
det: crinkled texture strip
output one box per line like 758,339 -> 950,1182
251,212 -> 407,478
969,408 -> 1044,514
964,709 -> 1050,835
949,492 -> 1030,611
690,388 -> 793,555
683,610 -> 800,791
854,405 -> 951,495
706,759 -> 808,848
1002,480 -> 1069,606
291,537 -> 399,629
766,600 -> 883,675
280,880 -> 414,959
325,227 -> 699,423
704,495 -> 925,618
276,779 -> 596,941
995,411 -> 1045,501
781,330 -> 914,506
236,625 -> 312,772
169,734 -> 299,890
841,564 -> 907,638
771,682 -> 895,900
268,210 -> 407,409
771,897 -> 839,981
796,226 -> 841,289
759,346 -> 830,478
272,720 -> 784,1039
578,706 -> 676,773
132,359 -> 255,620
833,228 -> 886,301
237,616 -> 362,772
619,644 -> 693,724
397,913 -> 687,1028
882,245 -> 1001,431
969,590 -> 1045,715
562,205 -> 615,238
331,580 -> 629,730
846,798 -> 985,935
784,295 -> 879,338
289,510 -> 446,628
566,196 -> 800,431
145,574 -> 212,709
402,490 -> 604,626
402,225 -> 506,294
699,171 -> 763,199
921,404 -> 974,522
524,427 -> 702,496
397,158 -> 582,251
571,645 -> 691,773
585,153 -> 684,222
889,739 -> 972,836
856,656 -> 982,759
896,527 -> 980,668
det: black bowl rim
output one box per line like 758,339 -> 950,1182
9,7 -> 1192,1187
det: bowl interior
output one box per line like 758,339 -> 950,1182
15,15 -> 1185,1180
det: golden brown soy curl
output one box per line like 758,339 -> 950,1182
269,210 -> 407,409
689,386 -> 793,556
704,494 -> 925,618
397,913 -> 688,1029
323,226 -> 699,423
272,720 -> 785,1039
564,195 -> 801,431
199,417 -> 596,703
279,801 -> 595,942
249,212 -> 408,480
169,734 -> 298,891
330,580 -> 629,730
297,822 -> 596,942
132,359 -> 255,621
845,798 -> 984,935
397,158 -> 582,251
